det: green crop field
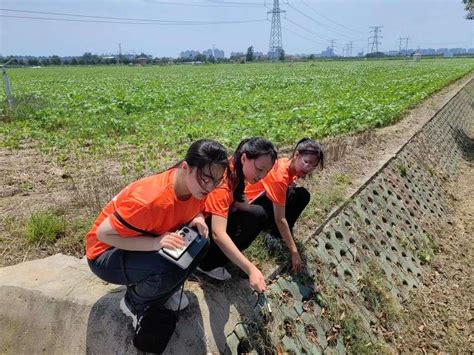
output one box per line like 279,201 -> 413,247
1,59 -> 473,170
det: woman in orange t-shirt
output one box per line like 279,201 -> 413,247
245,138 -> 324,273
197,138 -> 277,293
85,140 -> 228,334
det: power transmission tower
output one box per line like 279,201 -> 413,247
368,26 -> 383,53
268,0 -> 285,60
329,39 -> 336,57
346,41 -> 354,57
398,37 -> 409,56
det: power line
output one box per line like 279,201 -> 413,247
282,25 -> 324,45
286,2 -> 360,41
0,8 -> 266,24
0,14 -> 268,26
284,16 -> 328,41
144,0 -> 265,8
299,0 -> 365,34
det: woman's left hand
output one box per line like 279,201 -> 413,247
290,251 -> 302,273
189,215 -> 209,237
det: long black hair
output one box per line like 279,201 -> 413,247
232,137 -> 277,202
291,138 -> 324,170
173,139 -> 229,183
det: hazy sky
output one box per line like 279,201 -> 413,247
1,0 -> 473,57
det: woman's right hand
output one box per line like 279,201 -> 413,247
248,265 -> 267,293
154,232 -> 185,251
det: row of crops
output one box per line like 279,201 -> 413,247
1,59 -> 473,168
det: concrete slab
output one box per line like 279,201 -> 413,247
0,254 -> 255,354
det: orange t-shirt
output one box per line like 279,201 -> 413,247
204,170 -> 234,219
204,160 -> 243,219
244,157 -> 297,207
85,168 -> 205,260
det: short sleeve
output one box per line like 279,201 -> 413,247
204,187 -> 232,218
263,180 -> 288,206
110,197 -> 153,237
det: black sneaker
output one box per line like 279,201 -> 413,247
133,306 -> 177,353
120,296 -> 178,353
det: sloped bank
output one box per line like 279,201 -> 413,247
225,80 -> 474,353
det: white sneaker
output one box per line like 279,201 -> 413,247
163,286 -> 189,311
197,266 -> 232,281
120,297 -> 138,328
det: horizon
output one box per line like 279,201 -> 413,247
1,1 -> 473,58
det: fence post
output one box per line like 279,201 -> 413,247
1,58 -> 14,108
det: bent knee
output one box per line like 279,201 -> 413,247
247,204 -> 268,223
296,186 -> 311,206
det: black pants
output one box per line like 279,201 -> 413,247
88,241 -> 209,313
198,204 -> 267,271
251,185 -> 310,239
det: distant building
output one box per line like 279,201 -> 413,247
420,48 -> 436,55
230,51 -> 245,59
180,50 -> 201,60
136,57 -> 148,65
202,48 -> 225,59
321,47 -> 335,57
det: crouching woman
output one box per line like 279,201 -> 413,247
245,138 -> 324,273
84,139 -> 228,341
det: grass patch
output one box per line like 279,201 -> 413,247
416,232 -> 439,264
342,314 -> 389,354
56,216 -> 95,256
359,259 -> 399,328
400,231 -> 438,264
245,233 -> 287,269
397,163 -> 408,178
305,172 -> 352,223
25,209 -> 65,245
316,284 -> 391,353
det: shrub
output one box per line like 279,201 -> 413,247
25,210 -> 65,245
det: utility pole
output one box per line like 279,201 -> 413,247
118,43 -> 122,65
1,58 -> 14,107
342,47 -> 345,57
329,39 -> 336,57
212,44 -> 216,61
405,37 -> 410,54
368,26 -> 383,53
268,0 -> 285,60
